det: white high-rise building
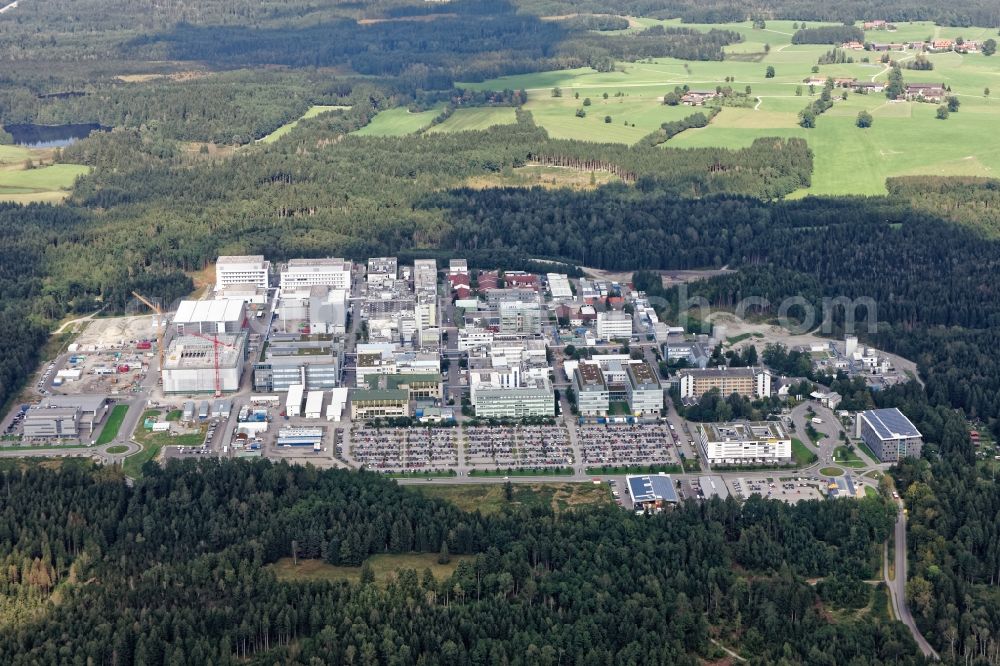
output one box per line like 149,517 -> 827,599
216,255 -> 270,291
597,311 -> 633,341
280,258 -> 352,291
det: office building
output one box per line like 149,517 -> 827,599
596,311 -> 633,341
678,367 -> 771,401
215,255 -> 270,291
350,388 -> 410,419
857,408 -> 923,462
625,361 -> 663,416
252,337 -> 342,392
498,301 -> 542,335
697,421 -> 791,464
574,363 -> 610,416
280,258 -> 352,290
472,377 -> 555,419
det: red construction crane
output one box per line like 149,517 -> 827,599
188,331 -> 237,398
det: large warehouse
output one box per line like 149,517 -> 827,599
162,334 -> 247,394
173,299 -> 247,336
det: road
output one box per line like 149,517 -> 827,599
886,503 -> 940,660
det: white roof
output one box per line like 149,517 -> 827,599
174,299 -> 245,324
305,391 -> 325,412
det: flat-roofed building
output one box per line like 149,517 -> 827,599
546,273 -> 573,300
678,367 -> 771,401
32,395 -> 110,434
162,334 -> 247,394
626,361 -> 663,416
280,258 -> 352,290
574,362 -> 609,416
697,421 -> 791,464
857,408 -> 923,462
597,310 -> 633,341
472,376 -> 555,419
350,388 -> 410,419
216,255 -> 270,291
627,474 -> 678,510
499,301 -> 542,335
413,259 -> 437,293
366,257 -> 398,287
174,299 -> 247,336
23,406 -> 80,438
364,372 -> 442,400
252,337 -> 342,392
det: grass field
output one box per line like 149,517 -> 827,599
106,445 -> 128,454
460,21 -> 1000,194
834,445 -> 868,468
258,105 -> 350,143
426,107 -> 518,133
464,164 -> 621,190
352,106 -> 444,137
0,163 -> 89,203
409,482 -> 612,515
820,466 -> 845,476
95,404 -> 129,446
269,552 -> 473,586
124,425 -> 204,477
792,437 -> 819,466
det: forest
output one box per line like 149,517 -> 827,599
0,458 -> 923,664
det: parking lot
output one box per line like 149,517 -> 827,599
464,425 -> 572,469
578,423 -> 676,467
351,426 -> 459,472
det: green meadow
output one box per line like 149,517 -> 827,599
258,105 -> 350,143
0,163 -> 90,203
425,107 -> 518,133
457,21 -> 1000,195
352,105 -> 444,136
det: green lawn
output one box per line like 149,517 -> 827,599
792,437 -> 819,466
353,106 -> 444,137
585,464 -> 682,475
834,445 -> 868,468
461,22 -> 1000,194
258,105 -> 350,143
124,427 -> 204,477
165,410 -> 182,421
106,445 -> 128,454
820,466 -> 845,476
864,486 -> 879,498
269,552 -> 472,587
0,164 -> 90,203
426,107 -> 518,133
410,482 -> 612,515
468,466 -> 573,477
95,405 -> 129,446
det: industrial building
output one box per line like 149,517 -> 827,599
305,391 -> 325,419
857,408 -> 923,462
215,255 -> 270,291
574,363 -> 610,416
280,258 -> 352,290
625,361 -> 663,416
627,474 -> 679,510
367,256 -> 398,287
546,273 -> 573,300
277,427 -> 324,450
364,373 -> 442,401
698,475 -> 730,500
275,286 -> 347,335
472,376 -> 555,419
349,388 -> 410,419
173,299 -> 247,336
498,301 -> 543,336
252,337 -> 343,392
162,334 -> 247,394
20,395 -> 109,440
286,384 -> 305,417
678,367 -> 772,401
596,311 -> 633,341
697,421 -> 791,464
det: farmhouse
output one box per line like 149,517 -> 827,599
905,83 -> 946,102
681,90 -> 718,106
930,39 -> 954,51
863,20 -> 888,30
854,81 -> 886,93
841,41 -> 865,50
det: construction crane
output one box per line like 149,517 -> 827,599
188,331 -> 236,398
131,291 -> 165,372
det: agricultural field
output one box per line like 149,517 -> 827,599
0,163 -> 89,203
352,106 -> 444,137
425,107 -> 518,133
258,105 -> 350,143
461,21 -> 1000,195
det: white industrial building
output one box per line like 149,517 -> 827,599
546,273 -> 573,300
305,391 -> 325,419
174,299 -> 247,336
276,286 -> 347,335
215,255 -> 270,291
161,334 -> 246,394
280,258 -> 352,290
697,421 -> 791,464
286,384 -> 305,417
596,311 -> 633,341
327,388 -> 349,421
472,376 -> 555,419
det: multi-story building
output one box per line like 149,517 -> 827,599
413,259 -> 437,293
364,372 -> 442,401
857,408 -> 923,462
367,257 -> 398,288
697,421 -> 791,464
22,407 -> 79,438
596,311 -> 633,341
678,367 -> 771,401
215,255 -> 270,291
498,301 -> 542,335
484,288 -> 539,305
574,362 -> 610,415
625,361 -> 663,416
472,376 -> 555,419
349,388 -> 410,419
276,286 -> 347,335
162,334 -> 247,394
279,258 -> 352,291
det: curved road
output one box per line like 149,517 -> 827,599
886,502 -> 940,660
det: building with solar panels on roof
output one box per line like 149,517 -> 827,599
857,408 -> 923,462
626,474 -> 679,512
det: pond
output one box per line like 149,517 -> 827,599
3,123 -> 108,148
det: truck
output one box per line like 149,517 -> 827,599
313,442 -> 321,453
811,417 -> 823,425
